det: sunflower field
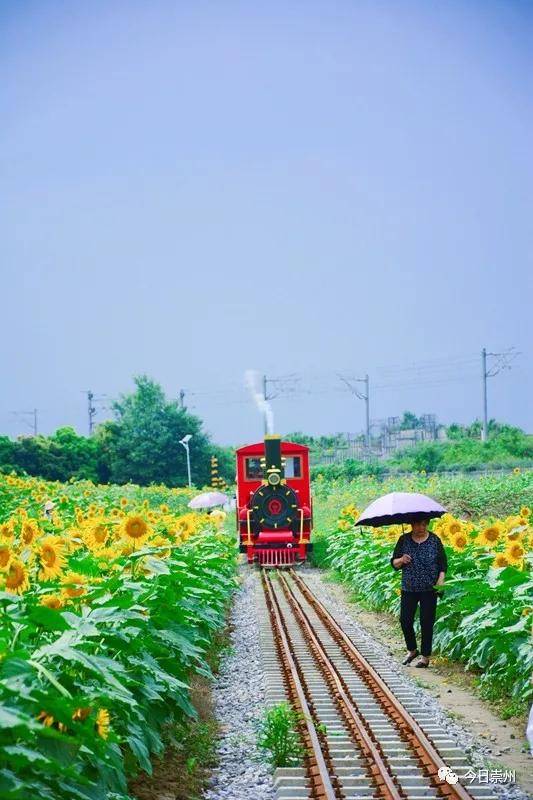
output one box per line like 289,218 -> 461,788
0,473 -> 238,800
326,502 -> 533,703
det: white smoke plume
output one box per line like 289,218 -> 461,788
245,369 -> 274,434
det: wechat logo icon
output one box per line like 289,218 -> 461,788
438,766 -> 459,785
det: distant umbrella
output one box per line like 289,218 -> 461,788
355,492 -> 446,528
188,491 -> 229,509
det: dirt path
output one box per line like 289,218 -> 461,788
318,572 -> 532,794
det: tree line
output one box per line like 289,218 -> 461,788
0,377 -> 235,487
309,420 -> 532,479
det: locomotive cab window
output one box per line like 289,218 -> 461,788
284,456 -> 302,478
245,457 -> 263,480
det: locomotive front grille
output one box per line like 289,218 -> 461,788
256,548 -> 297,566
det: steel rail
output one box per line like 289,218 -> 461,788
289,569 -> 475,800
275,571 -> 404,800
261,570 -> 341,800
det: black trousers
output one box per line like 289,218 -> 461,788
400,590 -> 438,657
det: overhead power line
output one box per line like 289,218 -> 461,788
481,347 -> 520,441
11,409 -> 38,436
338,374 -> 370,447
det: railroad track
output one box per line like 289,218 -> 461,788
257,569 -> 495,800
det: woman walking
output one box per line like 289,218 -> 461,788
391,519 -> 447,668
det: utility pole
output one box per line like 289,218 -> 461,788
481,348 -> 488,442
338,374 -> 370,450
261,373 -> 301,435
364,374 -> 370,448
179,389 -> 185,409
262,374 -> 268,435
84,391 -> 108,436
481,347 -> 519,442
32,409 -> 38,436
87,391 -> 96,436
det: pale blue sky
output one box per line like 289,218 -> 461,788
1,0 -> 532,446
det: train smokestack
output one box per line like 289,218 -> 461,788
264,434 -> 284,485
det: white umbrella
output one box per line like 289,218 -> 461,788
188,491 -> 229,509
355,492 -> 446,527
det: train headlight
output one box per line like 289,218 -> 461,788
268,472 -> 281,486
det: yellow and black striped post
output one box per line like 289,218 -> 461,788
211,455 -> 220,488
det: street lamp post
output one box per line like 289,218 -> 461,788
179,434 -> 192,488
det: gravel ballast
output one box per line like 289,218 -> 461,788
204,568 -> 276,800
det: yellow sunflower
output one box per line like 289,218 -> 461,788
340,504 -> 358,520
520,506 -> 531,518
40,593 -> 64,610
479,525 -> 501,547
451,532 -> 468,551
506,542 -> 525,564
38,536 -> 66,581
121,515 -> 149,541
61,571 -> 87,598
21,520 -> 39,545
95,708 -> 110,739
0,546 -> 11,569
120,497 -> 129,507
179,520 -> 195,539
83,522 -> 109,551
5,559 -> 30,594
446,519 -> 463,536
492,553 -> 509,569
0,521 -> 14,539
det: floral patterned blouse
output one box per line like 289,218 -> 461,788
391,532 -> 447,592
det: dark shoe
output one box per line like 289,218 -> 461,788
402,650 -> 419,665
414,658 -> 429,668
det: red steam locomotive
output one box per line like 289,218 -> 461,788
236,435 -> 313,566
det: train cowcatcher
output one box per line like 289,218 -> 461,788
236,435 -> 313,566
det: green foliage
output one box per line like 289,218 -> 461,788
257,702 -> 304,767
0,531 -> 238,800
0,377 -> 236,488
311,459 -> 386,481
309,422 -> 533,480
398,411 -> 424,430
310,471 -> 533,544
100,376 -> 215,486
0,428 -> 102,483
389,424 -> 533,473
286,431 -> 357,448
